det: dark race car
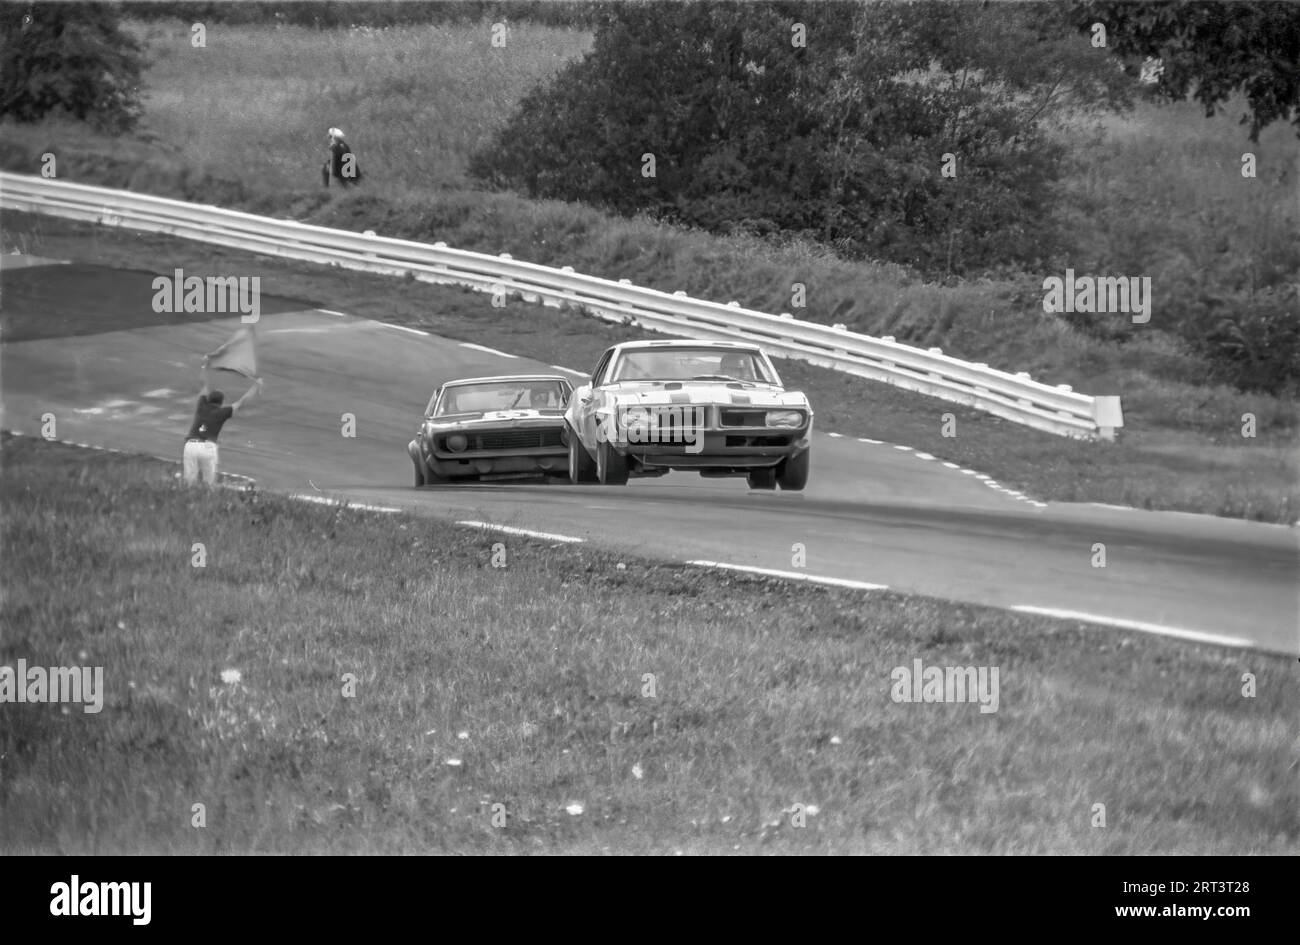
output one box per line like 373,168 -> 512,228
408,374 -> 574,484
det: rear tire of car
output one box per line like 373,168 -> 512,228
568,428 -> 598,483
413,456 -> 427,487
776,449 -> 810,491
747,467 -> 777,490
597,439 -> 629,486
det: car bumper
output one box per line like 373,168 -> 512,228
624,431 -> 810,469
410,438 -> 568,477
431,450 -> 568,477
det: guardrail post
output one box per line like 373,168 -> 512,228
1093,396 -> 1124,441
927,347 -> 944,379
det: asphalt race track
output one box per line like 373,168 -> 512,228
3,257 -> 1297,654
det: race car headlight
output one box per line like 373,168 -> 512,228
620,406 -> 651,428
446,433 -> 468,452
766,410 -> 805,428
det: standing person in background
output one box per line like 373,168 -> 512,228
183,360 -> 262,486
322,127 -> 361,187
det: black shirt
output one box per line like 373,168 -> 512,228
187,396 -> 234,442
329,140 -> 359,183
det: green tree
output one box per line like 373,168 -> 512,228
0,2 -> 143,134
1071,0 -> 1300,140
471,1 -> 1131,275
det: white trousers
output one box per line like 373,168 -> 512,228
182,440 -> 219,485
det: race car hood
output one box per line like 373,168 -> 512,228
426,409 -> 566,430
601,382 -> 809,409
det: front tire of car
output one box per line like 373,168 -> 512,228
747,467 -> 777,490
776,449 -> 810,491
597,439 -> 629,486
412,445 -> 429,487
568,427 -> 598,484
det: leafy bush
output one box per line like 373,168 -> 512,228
0,2 -> 143,134
470,1 -> 1130,277
1197,285 -> 1300,394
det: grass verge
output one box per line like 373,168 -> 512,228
1,434 -> 1296,853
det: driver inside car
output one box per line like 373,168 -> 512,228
527,384 -> 559,408
719,353 -> 755,380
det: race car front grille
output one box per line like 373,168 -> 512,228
653,411 -> 703,442
720,409 -> 766,427
724,434 -> 794,448
448,429 -> 564,452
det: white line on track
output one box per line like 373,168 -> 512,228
827,432 -> 844,438
317,309 -> 349,318
291,493 -> 401,513
456,520 -> 584,543
1010,605 -> 1256,650
893,444 -> 913,451
687,560 -> 888,591
384,323 -> 429,336
942,461 -> 960,468
460,343 -> 520,359
857,438 -> 883,444
551,365 -> 587,375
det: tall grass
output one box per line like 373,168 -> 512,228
134,19 -> 592,189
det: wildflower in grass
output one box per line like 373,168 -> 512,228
565,802 -> 584,816
220,668 -> 241,685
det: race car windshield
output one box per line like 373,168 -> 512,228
611,349 -> 774,383
434,381 -> 567,415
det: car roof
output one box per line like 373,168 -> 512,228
607,340 -> 764,354
439,374 -> 570,388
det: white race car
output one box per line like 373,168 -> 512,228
563,340 -> 813,489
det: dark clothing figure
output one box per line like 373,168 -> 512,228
187,394 -> 234,442
324,133 -> 361,187
184,362 -> 260,485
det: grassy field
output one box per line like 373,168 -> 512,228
1,434 -> 1295,854
1,17 -> 1296,521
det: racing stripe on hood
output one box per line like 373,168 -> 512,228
668,391 -> 691,404
728,391 -> 751,405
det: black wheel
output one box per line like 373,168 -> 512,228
776,449 -> 810,491
568,428 -> 598,483
413,448 -> 442,487
747,467 -> 777,490
597,439 -> 629,486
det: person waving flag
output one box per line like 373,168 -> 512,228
183,327 -> 263,486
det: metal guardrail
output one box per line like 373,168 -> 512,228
1,173 -> 1123,439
